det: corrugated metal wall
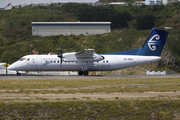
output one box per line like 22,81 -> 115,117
32,22 -> 111,36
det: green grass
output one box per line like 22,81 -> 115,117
0,100 -> 179,119
0,78 -> 180,90
0,78 -> 180,94
0,78 -> 180,119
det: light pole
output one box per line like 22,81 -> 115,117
6,58 -> 8,75
132,67 -> 134,78
149,62 -> 151,72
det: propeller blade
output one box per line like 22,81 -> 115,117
60,44 -> 63,63
57,44 -> 63,66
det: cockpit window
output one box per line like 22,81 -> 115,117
18,58 -> 29,61
25,58 -> 29,61
19,58 -> 25,61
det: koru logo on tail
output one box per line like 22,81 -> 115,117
148,34 -> 161,51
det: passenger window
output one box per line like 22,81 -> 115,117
106,60 -> 108,63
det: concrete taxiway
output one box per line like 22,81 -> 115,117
1,74 -> 180,80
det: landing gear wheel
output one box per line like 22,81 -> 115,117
78,71 -> 83,76
17,73 -> 21,76
84,71 -> 89,76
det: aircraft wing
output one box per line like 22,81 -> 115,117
63,49 -> 104,62
75,49 -> 104,62
75,49 -> 94,57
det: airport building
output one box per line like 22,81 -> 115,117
31,22 -> 111,37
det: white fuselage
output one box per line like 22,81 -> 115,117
7,27 -> 170,74
8,54 -> 161,72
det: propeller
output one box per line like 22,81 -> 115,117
57,44 -> 63,65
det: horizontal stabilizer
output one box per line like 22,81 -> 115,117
156,27 -> 172,30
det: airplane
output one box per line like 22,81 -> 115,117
8,27 -> 171,76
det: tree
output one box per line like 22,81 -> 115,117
136,13 -> 156,30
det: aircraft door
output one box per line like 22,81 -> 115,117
78,62 -> 88,72
36,57 -> 42,69
29,57 -> 36,70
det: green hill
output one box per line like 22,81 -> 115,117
1,3 -> 180,73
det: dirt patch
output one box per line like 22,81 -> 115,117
0,83 -> 179,102
0,91 -> 180,102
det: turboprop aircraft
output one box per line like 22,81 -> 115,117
8,27 -> 171,76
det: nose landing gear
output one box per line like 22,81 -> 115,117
16,72 -> 21,76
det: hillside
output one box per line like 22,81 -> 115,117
1,3 -> 180,73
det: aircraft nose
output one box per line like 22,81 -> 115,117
7,64 -> 16,70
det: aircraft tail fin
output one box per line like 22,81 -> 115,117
137,27 -> 171,56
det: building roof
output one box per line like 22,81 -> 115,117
31,22 -> 111,25
110,2 -> 128,4
134,1 -> 145,3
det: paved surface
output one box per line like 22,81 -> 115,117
1,74 -> 180,80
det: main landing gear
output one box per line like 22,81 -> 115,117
78,71 -> 89,76
16,72 -> 21,76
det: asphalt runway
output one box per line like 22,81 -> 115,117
1,74 -> 180,80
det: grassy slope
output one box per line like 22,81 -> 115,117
1,4 -> 180,72
0,29 -> 150,63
